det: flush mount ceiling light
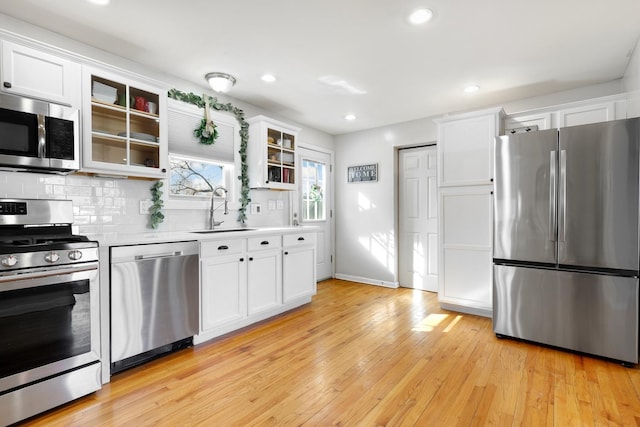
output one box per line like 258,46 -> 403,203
408,8 -> 433,25
464,84 -> 480,93
345,114 -> 357,121
205,72 -> 236,93
87,0 -> 110,5
261,74 -> 276,83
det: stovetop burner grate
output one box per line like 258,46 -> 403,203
0,225 -> 96,255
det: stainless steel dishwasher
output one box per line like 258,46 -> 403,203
110,241 -> 199,373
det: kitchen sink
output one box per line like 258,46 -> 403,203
191,228 -> 256,234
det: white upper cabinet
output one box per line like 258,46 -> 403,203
504,94 -> 628,133
434,107 -> 504,187
247,115 -> 300,190
504,112 -> 553,133
81,66 -> 168,179
555,100 -> 621,128
1,41 -> 81,107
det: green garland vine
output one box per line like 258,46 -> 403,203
149,181 -> 165,229
167,88 -> 251,223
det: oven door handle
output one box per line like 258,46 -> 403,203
0,263 -> 98,291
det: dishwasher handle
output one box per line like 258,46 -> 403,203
111,241 -> 199,263
135,251 -> 183,260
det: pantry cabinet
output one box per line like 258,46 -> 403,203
81,66 -> 168,178
434,107 -> 504,317
247,115 -> 300,190
1,40 -> 81,107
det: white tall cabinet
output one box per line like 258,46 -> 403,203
434,107 -> 504,317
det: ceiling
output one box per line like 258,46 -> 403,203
1,0 -> 639,135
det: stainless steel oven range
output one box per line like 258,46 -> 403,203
0,199 -> 101,426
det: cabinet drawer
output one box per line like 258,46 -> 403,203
248,235 -> 282,251
201,239 -> 246,257
283,232 -> 316,248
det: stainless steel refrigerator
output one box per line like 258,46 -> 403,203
493,117 -> 640,364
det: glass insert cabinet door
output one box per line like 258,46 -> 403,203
302,158 -> 326,221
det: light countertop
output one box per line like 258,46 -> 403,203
87,226 -> 318,247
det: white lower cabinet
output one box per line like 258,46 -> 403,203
247,235 -> 282,316
201,253 -> 247,330
196,231 -> 316,344
283,233 -> 316,303
200,238 -> 247,331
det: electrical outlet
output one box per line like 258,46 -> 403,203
251,203 -> 261,214
276,200 -> 284,210
139,199 -> 153,214
268,200 -> 276,210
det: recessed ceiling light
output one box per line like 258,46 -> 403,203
87,0 -> 110,5
261,74 -> 276,83
464,85 -> 480,93
345,114 -> 356,121
408,8 -> 433,25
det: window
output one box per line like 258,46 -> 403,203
302,159 -> 326,221
169,153 -> 230,200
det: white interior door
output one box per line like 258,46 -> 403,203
399,145 -> 438,292
298,146 -> 333,280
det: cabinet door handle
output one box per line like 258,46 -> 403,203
249,257 -> 254,261
284,251 -> 289,255
297,237 -> 305,241
218,245 -> 229,250
3,82 -> 11,88
239,257 -> 244,262
260,241 -> 270,245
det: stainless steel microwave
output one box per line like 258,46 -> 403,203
0,92 -> 79,174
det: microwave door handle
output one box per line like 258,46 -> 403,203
37,114 -> 46,158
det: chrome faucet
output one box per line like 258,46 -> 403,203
209,186 -> 229,229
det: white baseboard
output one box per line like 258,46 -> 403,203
439,302 -> 492,318
334,273 -> 399,289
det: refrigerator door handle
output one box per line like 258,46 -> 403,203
549,151 -> 557,242
558,150 -> 567,242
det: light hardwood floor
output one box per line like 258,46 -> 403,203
23,279 -> 640,426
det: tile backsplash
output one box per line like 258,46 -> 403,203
0,171 -> 289,236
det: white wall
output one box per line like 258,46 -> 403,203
334,80 -> 631,286
0,14 -> 334,236
622,37 -> 640,117
334,118 -> 437,286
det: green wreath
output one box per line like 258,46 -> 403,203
194,118 -> 219,145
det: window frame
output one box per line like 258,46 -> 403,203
165,152 -> 235,210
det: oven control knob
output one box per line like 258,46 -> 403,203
68,250 -> 83,261
1,255 -> 17,267
45,251 -> 60,263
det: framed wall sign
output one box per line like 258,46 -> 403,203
348,163 -> 378,182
